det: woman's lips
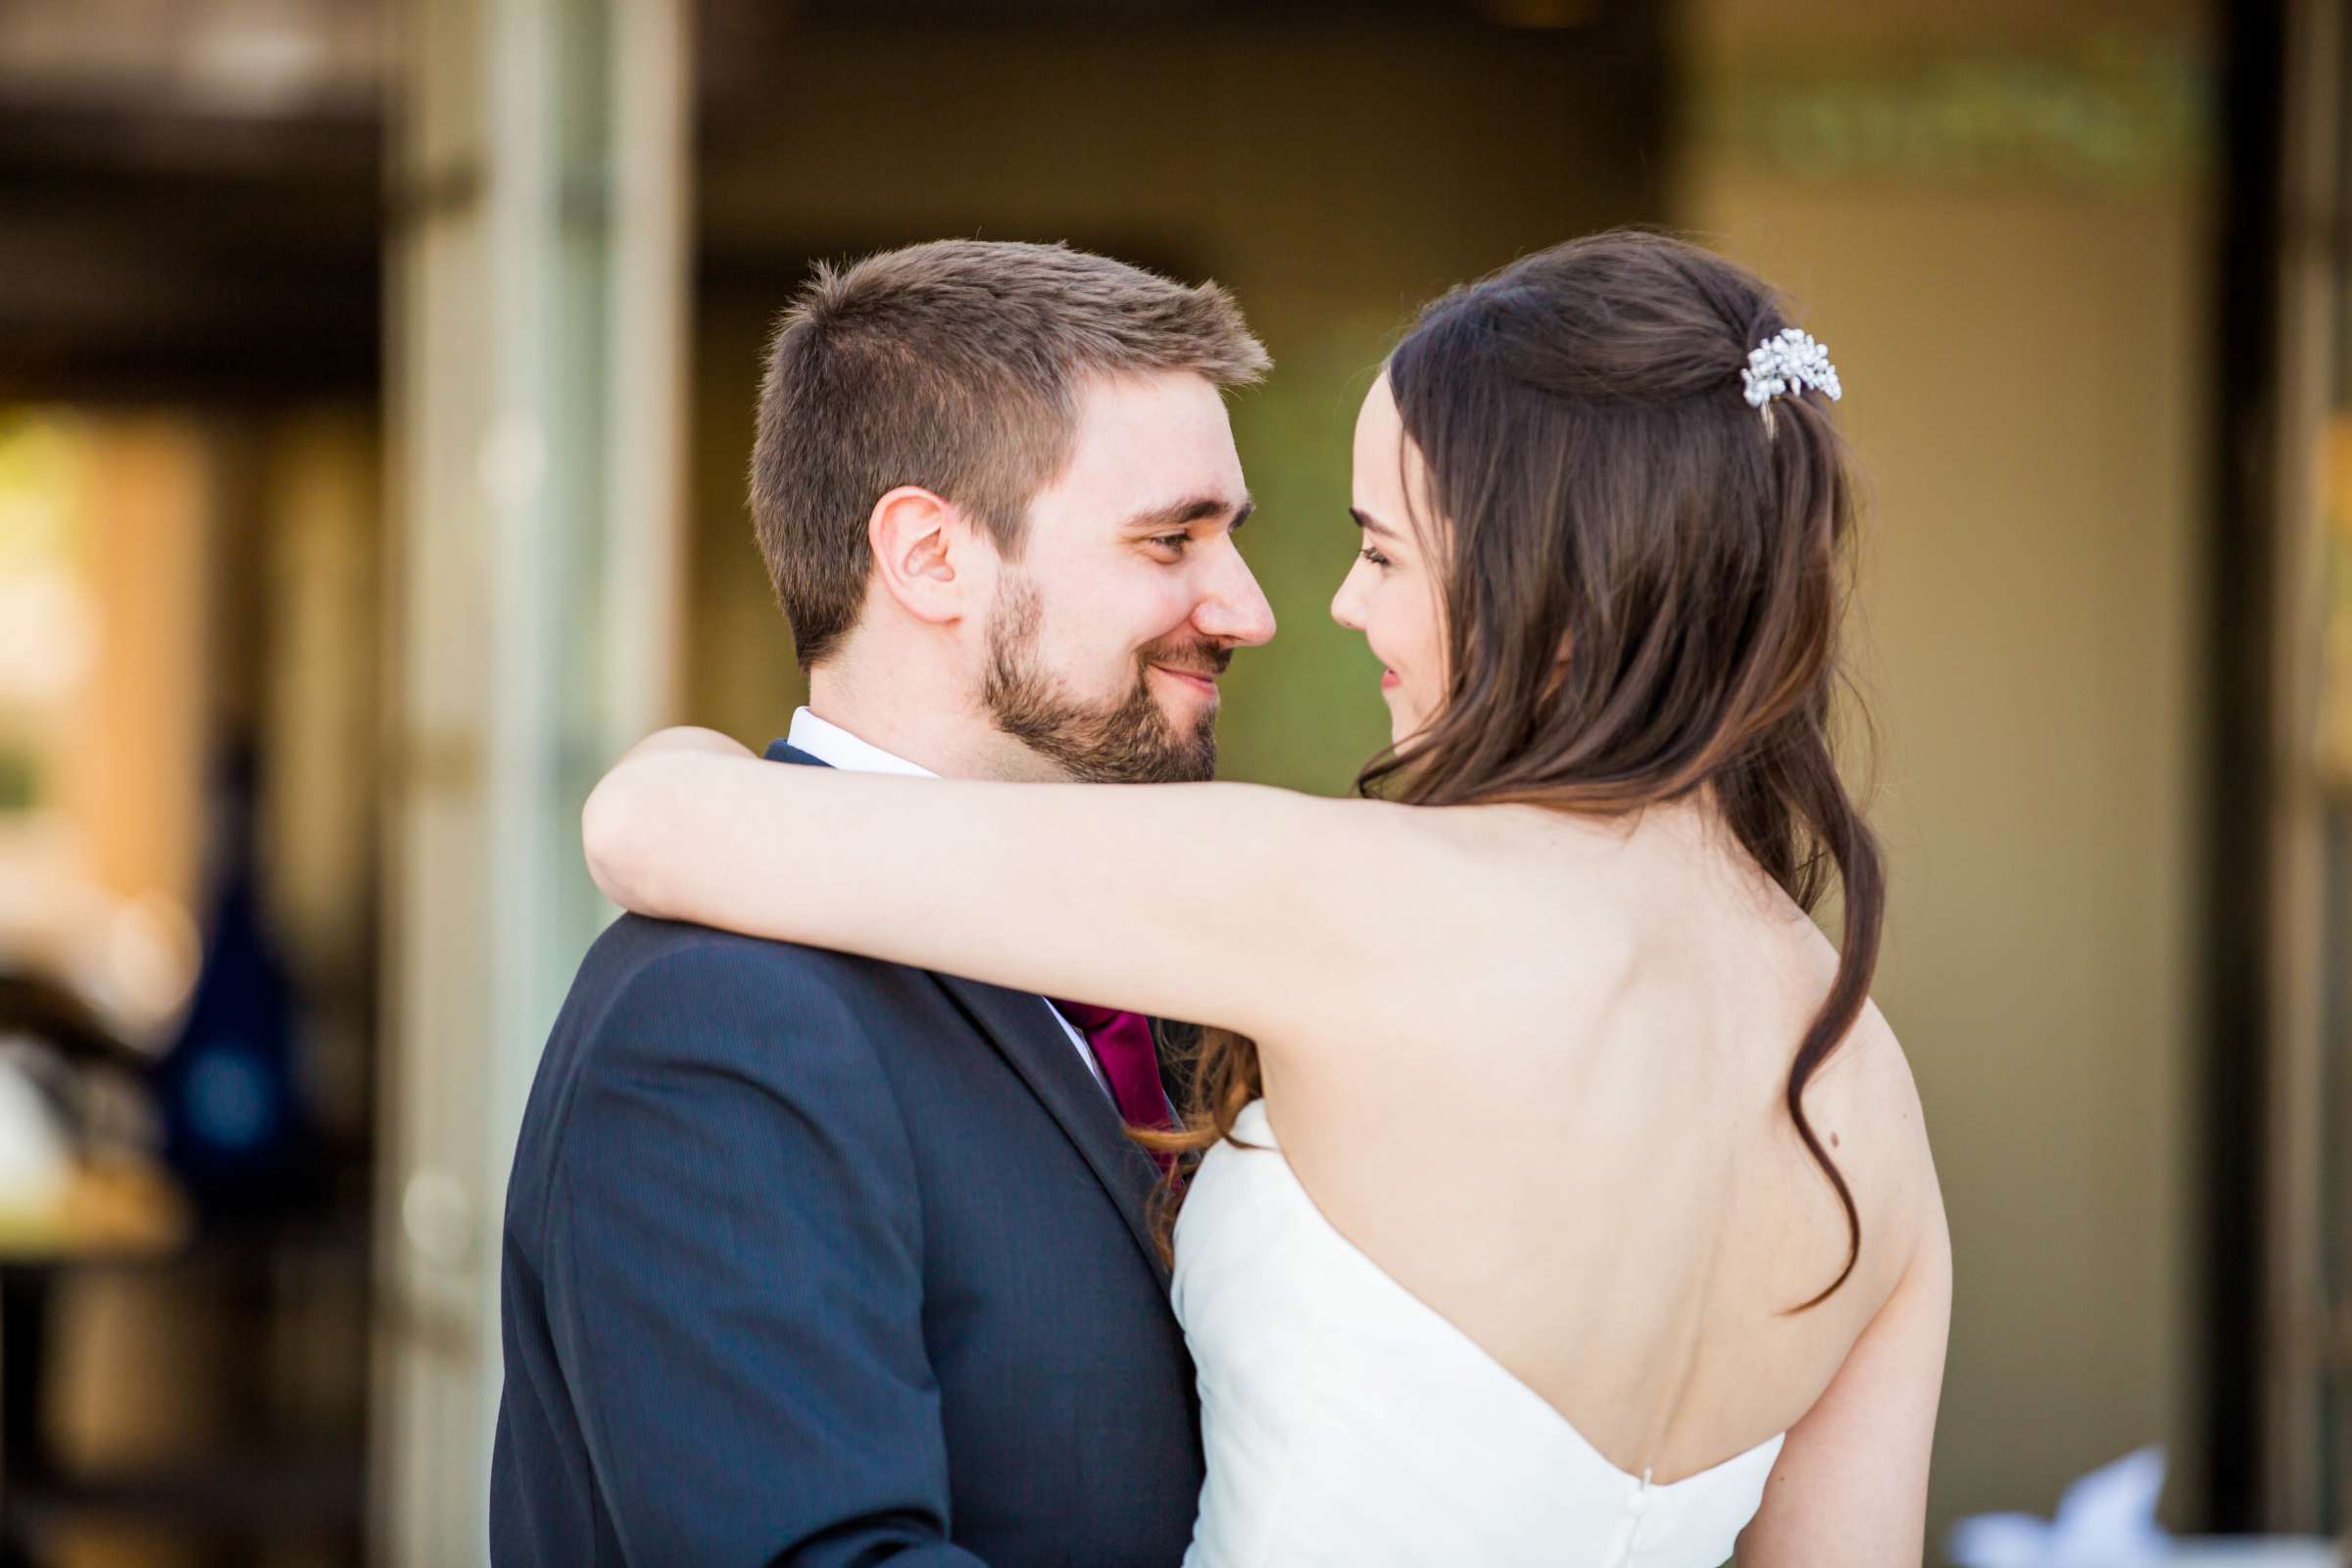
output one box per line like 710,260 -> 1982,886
1381,669 -> 1401,691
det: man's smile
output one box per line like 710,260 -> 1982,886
1150,663 -> 1220,698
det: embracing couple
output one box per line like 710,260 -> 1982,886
490,233 -> 1950,1567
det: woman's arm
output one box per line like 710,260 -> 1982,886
1733,1188 -> 1952,1567
582,727 -> 1412,1045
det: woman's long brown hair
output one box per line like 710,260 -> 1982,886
1137,231 -> 1882,1310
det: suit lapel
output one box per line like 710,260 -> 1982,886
932,972 -> 1172,1292
763,736 -> 1172,1292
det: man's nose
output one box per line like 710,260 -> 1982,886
1194,538 -> 1277,648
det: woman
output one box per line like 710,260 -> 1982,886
583,232 -> 1950,1566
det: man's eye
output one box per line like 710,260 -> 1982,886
1152,534 -> 1192,556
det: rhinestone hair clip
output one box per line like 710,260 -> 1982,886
1740,326 -> 1841,434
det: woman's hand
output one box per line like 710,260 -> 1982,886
582,727 -> 756,914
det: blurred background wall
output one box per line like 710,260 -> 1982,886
0,1 -> 2343,1564
1680,0 -> 2217,1536
678,9 -> 1668,783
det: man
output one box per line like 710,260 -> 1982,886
491,239 -> 1275,1565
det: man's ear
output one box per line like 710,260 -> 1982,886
866,485 -> 977,627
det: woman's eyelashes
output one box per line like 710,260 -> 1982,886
1358,545 -> 1393,569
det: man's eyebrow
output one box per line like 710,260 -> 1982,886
1120,494 -> 1252,533
1349,507 -> 1398,541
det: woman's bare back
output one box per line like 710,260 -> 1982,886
1256,799 -> 1940,1484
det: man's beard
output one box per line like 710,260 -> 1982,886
982,578 -> 1228,784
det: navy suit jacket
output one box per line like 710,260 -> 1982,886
491,741 -> 1202,1566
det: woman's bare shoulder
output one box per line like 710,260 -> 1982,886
1819,1005 -> 1932,1154
1807,1004 -> 1943,1286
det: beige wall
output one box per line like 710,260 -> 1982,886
1678,1 -> 2214,1540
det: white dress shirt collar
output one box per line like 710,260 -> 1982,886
786,708 -> 939,779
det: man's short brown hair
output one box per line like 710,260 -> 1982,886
750,239 -> 1271,667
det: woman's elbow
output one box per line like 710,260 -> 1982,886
582,761 -> 669,915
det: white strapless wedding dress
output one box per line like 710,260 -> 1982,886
1172,1101 -> 1786,1567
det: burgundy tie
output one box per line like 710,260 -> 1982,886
1049,999 -> 1176,1152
